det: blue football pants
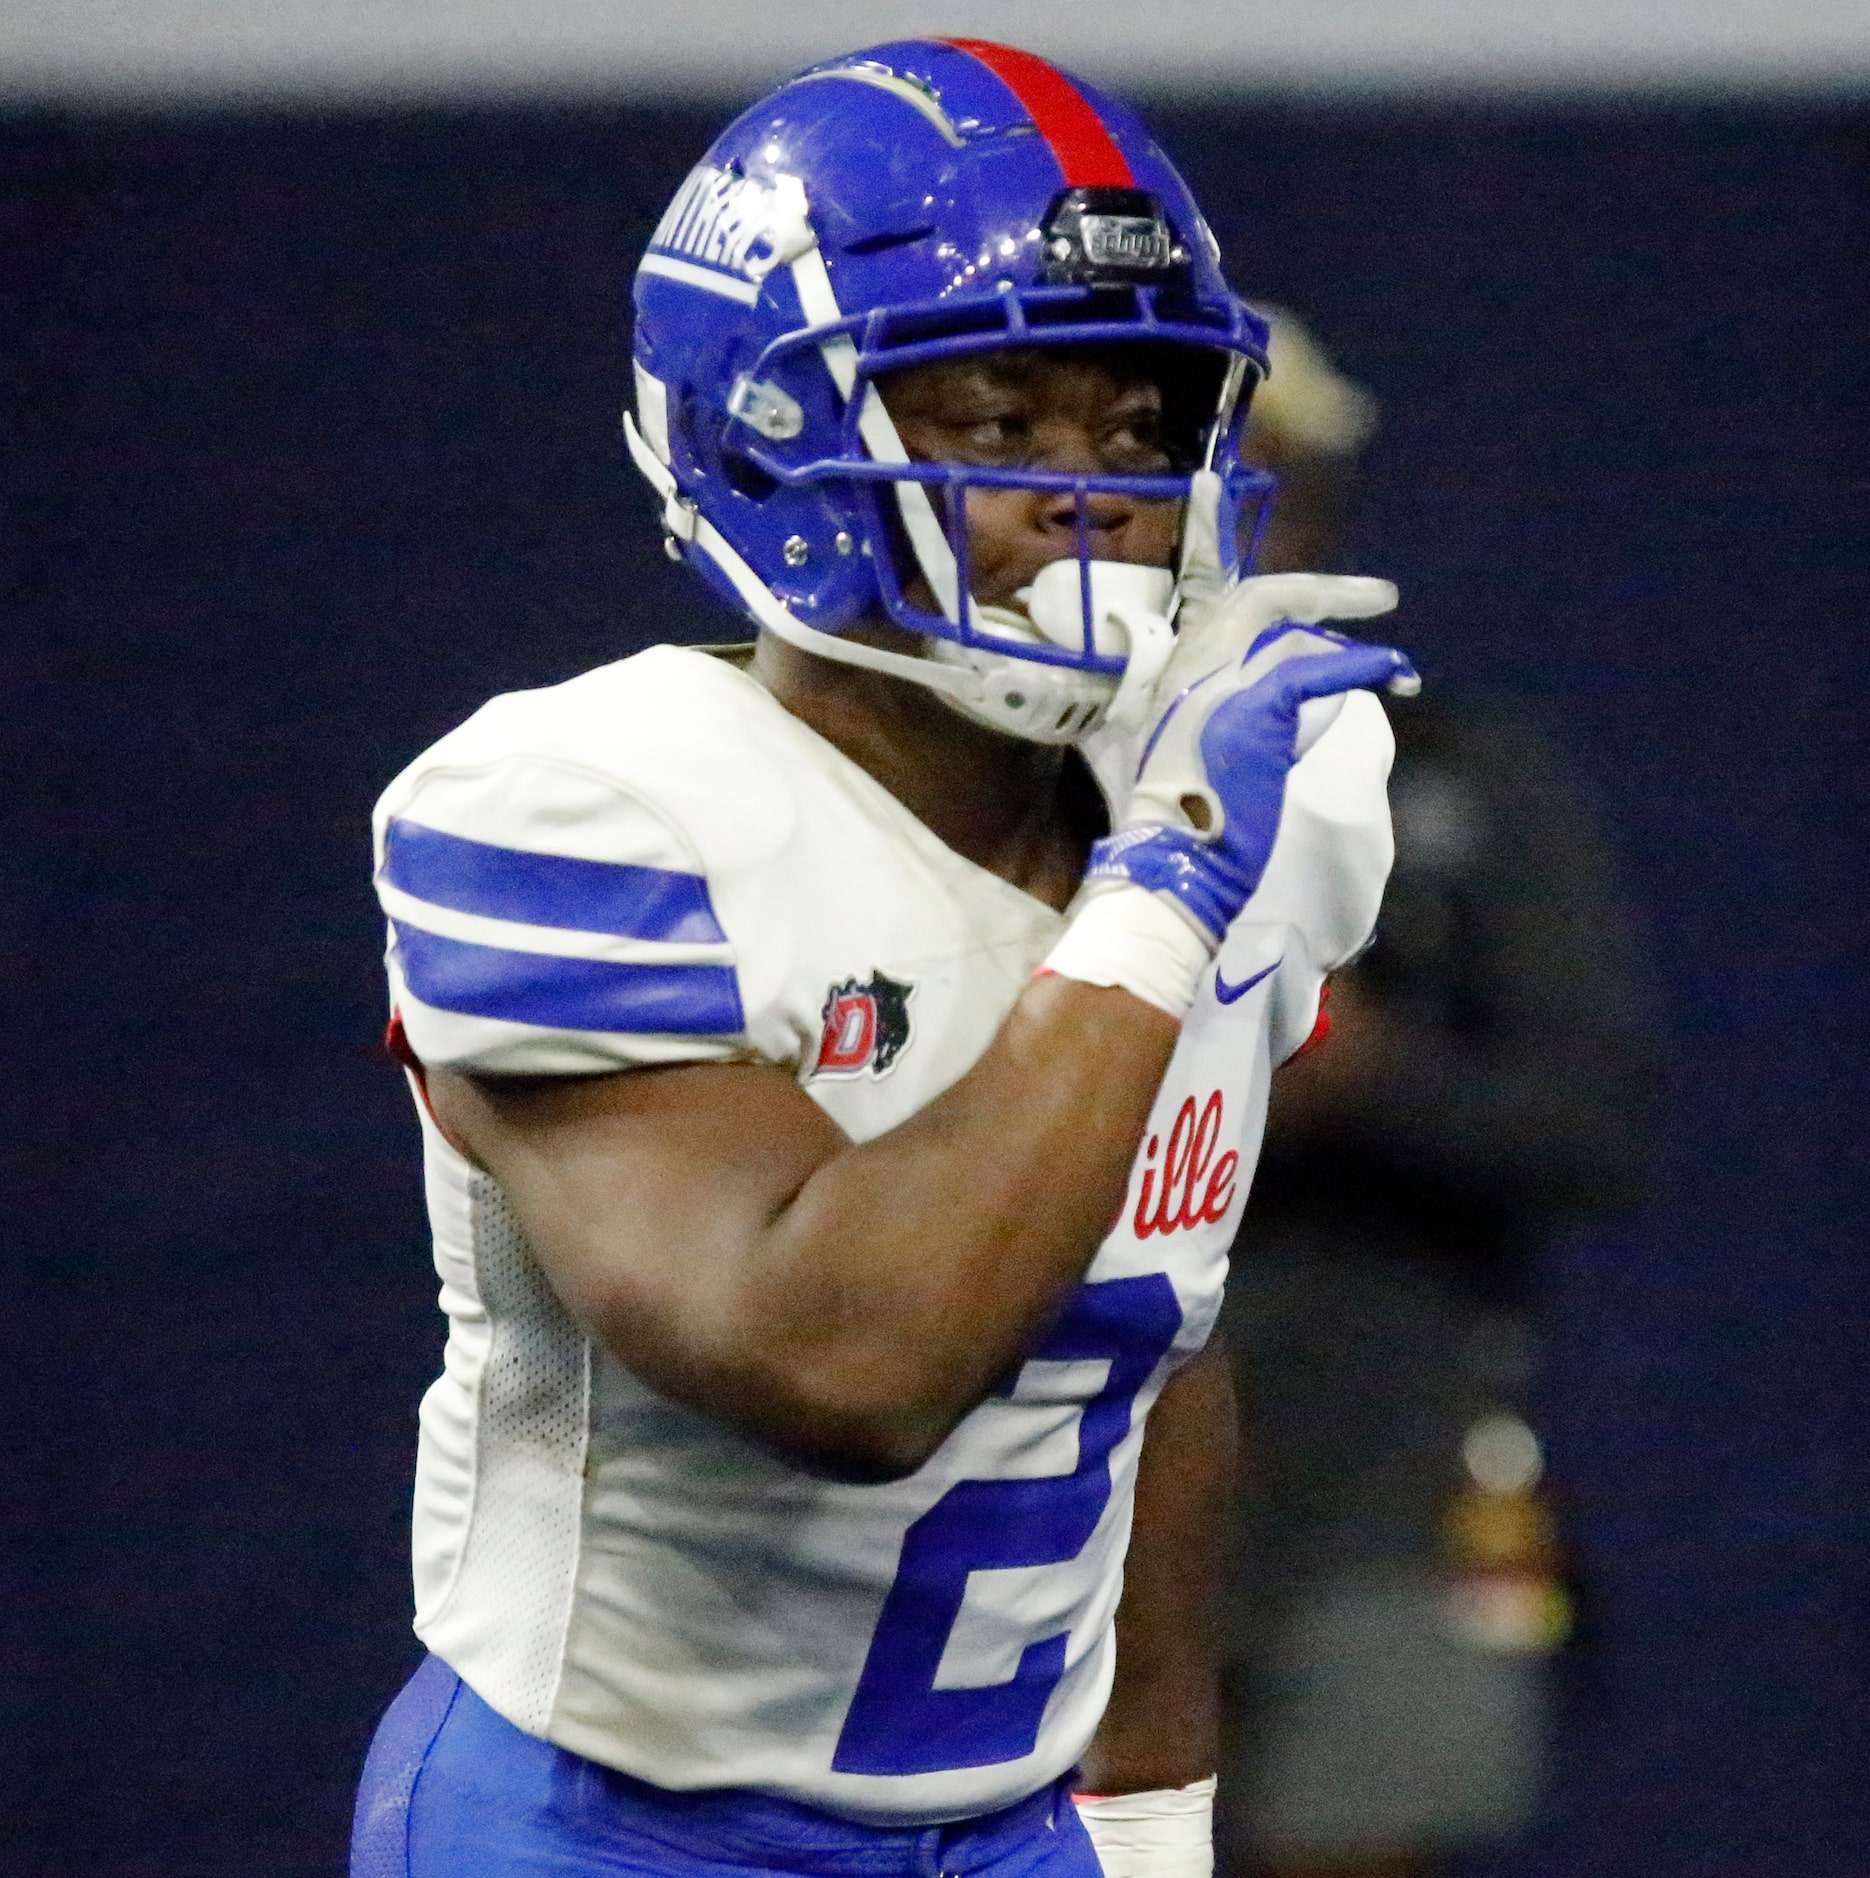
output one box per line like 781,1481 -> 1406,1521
352,1655 -> 1104,1878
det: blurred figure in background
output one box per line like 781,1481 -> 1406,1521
1216,312 -> 1655,1878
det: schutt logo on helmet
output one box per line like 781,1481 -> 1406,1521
1040,187 -> 1189,285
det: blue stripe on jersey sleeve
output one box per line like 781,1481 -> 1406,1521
392,923 -> 744,1036
382,818 -> 727,944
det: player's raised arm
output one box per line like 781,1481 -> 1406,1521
417,625 -> 1410,1482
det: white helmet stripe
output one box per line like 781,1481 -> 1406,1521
789,239 -> 963,625
788,68 -> 968,149
861,389 -> 962,625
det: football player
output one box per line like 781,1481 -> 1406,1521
352,39 -> 1416,1878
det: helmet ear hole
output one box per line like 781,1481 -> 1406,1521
686,378 -> 781,502
722,452 -> 779,502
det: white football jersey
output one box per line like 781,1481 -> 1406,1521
371,643 -> 1393,1824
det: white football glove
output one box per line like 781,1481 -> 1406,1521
1141,465 -> 1411,809
1043,475 -> 1415,1015
1165,467 -> 1402,688
1080,468 -> 1417,951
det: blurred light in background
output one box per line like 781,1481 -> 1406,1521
1463,1414 -> 1545,1498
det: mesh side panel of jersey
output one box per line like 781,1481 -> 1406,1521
436,1172 -> 592,1734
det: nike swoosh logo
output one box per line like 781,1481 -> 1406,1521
1213,959 -> 1281,1005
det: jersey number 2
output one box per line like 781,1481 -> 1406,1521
831,1273 -> 1183,1776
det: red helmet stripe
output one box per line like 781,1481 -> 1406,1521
941,40 -> 1135,189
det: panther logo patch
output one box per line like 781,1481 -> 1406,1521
815,972 -> 914,1078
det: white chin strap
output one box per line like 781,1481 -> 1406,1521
926,559 -> 1175,744
924,634 -> 1117,745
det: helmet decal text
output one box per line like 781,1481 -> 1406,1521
649,164 -> 810,288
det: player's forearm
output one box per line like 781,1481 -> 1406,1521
737,974 -> 1178,1471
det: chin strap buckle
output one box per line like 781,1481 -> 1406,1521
623,409 -> 697,544
661,492 -> 698,543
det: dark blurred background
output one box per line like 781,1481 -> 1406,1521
6,9 -> 1869,1873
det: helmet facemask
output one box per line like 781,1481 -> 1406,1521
723,313 -> 1273,742
874,340 -> 1268,741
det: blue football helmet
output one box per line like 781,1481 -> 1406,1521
626,37 -> 1272,742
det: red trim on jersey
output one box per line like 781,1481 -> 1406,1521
386,1011 -> 478,1156
386,1010 -> 440,1123
384,1011 -> 422,1078
1290,979 -> 1333,1060
942,40 -> 1135,189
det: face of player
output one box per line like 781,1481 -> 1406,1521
878,345 -> 1208,615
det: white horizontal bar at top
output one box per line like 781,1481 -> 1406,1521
3,0 -> 1869,103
